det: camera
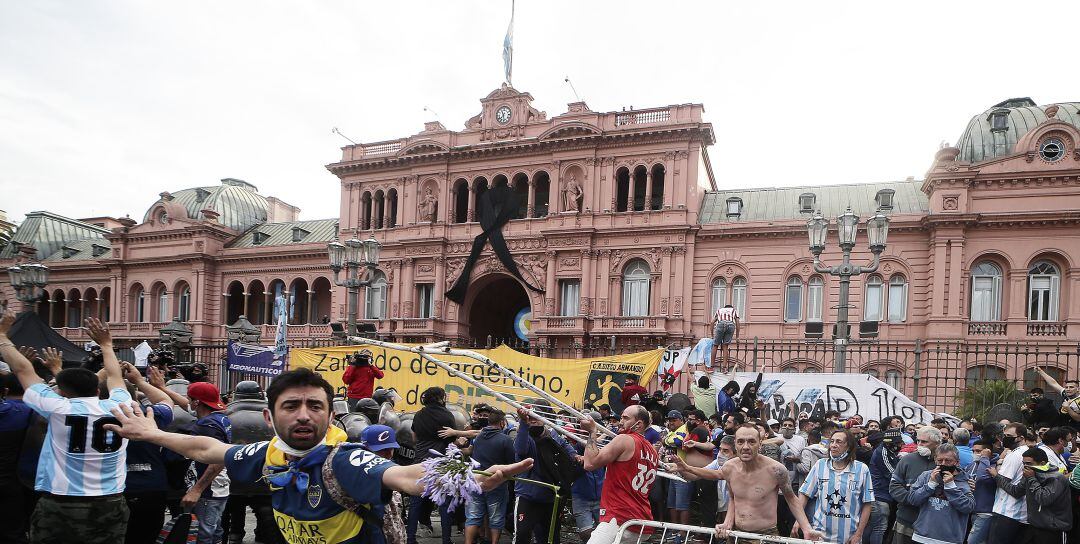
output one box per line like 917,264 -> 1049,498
81,345 -> 105,372
349,350 -> 372,366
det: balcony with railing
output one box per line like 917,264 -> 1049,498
1028,322 -> 1067,336
968,322 -> 1008,336
614,107 -> 672,126
591,315 -> 667,335
532,316 -> 589,334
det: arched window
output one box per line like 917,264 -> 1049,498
131,285 -> 145,323
621,260 -> 651,317
66,289 -> 82,328
512,173 -> 529,219
533,171 -> 550,218
887,274 -> 908,323
453,179 -> 469,223
710,278 -> 727,317
361,192 -> 372,230
373,190 -> 385,229
176,283 -> 191,322
386,189 -> 398,228
806,276 -> 824,322
784,276 -> 803,322
632,166 -> 648,212
885,370 -> 902,390
615,168 -> 630,213
970,261 -> 1002,321
1028,260 -> 1060,321
965,364 -> 1006,386
732,277 -> 747,320
156,286 -> 169,322
365,271 -> 387,320
863,275 -> 884,321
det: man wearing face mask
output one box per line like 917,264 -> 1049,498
866,429 -> 902,544
889,426 -> 942,544
514,405 -> 581,544
986,422 -> 1029,544
779,417 -> 806,486
408,387 -> 457,544
906,443 -> 975,544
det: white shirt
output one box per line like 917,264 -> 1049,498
991,445 -> 1029,522
714,307 -> 739,323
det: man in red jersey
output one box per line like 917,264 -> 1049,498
580,405 -> 659,544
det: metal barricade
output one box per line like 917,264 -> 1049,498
613,520 -> 832,544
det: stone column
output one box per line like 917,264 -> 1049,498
467,186 -> 477,222
48,300 -> 55,327
545,251 -> 557,316
947,239 -> 964,318
403,258 -> 415,318
434,256 -> 446,320
1007,270 -> 1027,321
264,292 -> 273,324
644,170 -> 654,211
242,292 -> 250,318
306,290 -> 315,324
581,249 -> 593,316
930,240 -> 948,318
597,250 -> 611,316
550,161 -> 561,214
527,179 -> 536,218
661,248 -> 673,315
624,173 -> 634,213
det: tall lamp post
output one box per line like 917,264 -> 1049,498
327,237 -> 381,342
807,207 -> 889,373
6,263 -> 51,309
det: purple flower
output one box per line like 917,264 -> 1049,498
418,444 -> 483,512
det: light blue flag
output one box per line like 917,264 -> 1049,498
502,0 -> 514,85
274,294 -> 288,365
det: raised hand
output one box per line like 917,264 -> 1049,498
104,402 -> 161,441
18,346 -> 40,362
121,362 -> 143,383
146,365 -> 166,388
42,347 -> 63,375
0,309 -> 15,337
84,317 -> 112,346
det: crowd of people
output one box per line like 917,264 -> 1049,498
3,304 -> 1080,544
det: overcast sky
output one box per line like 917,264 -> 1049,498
3,1 -> 1077,225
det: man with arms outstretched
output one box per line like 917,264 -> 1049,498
579,405 -> 659,544
104,367 -> 532,544
675,424 -> 822,543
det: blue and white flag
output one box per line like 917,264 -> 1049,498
502,0 -> 514,85
226,340 -> 284,377
273,293 -> 288,367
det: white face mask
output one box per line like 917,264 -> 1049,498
272,426 -> 327,458
916,446 -> 932,458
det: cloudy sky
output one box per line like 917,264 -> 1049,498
2,1 -> 1077,225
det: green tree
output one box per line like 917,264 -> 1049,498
955,379 -> 1025,422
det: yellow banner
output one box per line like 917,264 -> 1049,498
289,344 -> 664,413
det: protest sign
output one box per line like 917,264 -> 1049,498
718,371 -> 934,424
290,344 -> 664,412
226,340 -> 285,377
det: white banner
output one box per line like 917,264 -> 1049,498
710,371 -> 934,425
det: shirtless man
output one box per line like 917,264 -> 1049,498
674,424 -> 822,542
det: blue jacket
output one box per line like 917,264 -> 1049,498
955,445 -> 974,469
514,426 -> 577,503
907,468 -> 975,544
868,444 -> 897,504
967,455 -> 997,513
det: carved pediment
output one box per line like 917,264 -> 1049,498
399,139 -> 450,157
538,122 -> 602,142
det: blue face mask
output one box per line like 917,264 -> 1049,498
821,439 -> 830,447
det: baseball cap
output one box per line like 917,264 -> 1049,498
187,382 -> 226,410
360,425 -> 400,452
666,410 -> 683,420
768,419 -> 780,427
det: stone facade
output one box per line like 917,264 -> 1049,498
3,90 -> 1080,409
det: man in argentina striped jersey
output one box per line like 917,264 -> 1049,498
0,311 -> 131,543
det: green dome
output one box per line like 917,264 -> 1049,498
956,98 -> 1080,163
143,178 -> 268,232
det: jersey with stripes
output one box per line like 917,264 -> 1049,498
23,383 -> 131,496
714,306 -> 739,322
798,457 -> 874,544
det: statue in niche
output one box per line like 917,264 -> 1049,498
563,174 -> 584,213
418,187 -> 438,223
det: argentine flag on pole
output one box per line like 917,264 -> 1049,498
502,0 -> 514,85
273,293 -> 288,367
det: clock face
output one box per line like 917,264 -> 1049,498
495,105 -> 512,124
1040,137 -> 1065,162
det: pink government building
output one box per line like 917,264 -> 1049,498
3,87 -> 1080,413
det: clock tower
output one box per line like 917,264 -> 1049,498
464,83 -> 547,141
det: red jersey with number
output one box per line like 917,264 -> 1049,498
599,432 -> 658,531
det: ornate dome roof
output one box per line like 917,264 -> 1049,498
956,98 -> 1080,163
143,178 -> 268,232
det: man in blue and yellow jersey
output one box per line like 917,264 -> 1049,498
103,367 -> 533,544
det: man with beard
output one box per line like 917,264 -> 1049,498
889,426 -> 942,544
103,368 -> 532,544
579,405 -> 659,544
795,429 -> 873,544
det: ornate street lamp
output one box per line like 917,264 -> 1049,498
328,236 -> 381,342
226,315 -> 261,344
7,262 -> 50,308
159,317 -> 193,362
807,207 -> 890,372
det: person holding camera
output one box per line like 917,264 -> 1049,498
342,349 -> 384,411
905,443 -> 975,544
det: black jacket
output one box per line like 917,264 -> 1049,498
412,403 -> 455,462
